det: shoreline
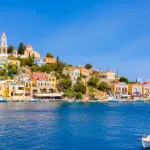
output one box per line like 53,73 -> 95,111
1,99 -> 150,103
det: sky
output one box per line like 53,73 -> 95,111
0,0 -> 150,81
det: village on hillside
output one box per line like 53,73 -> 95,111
0,32 -> 150,102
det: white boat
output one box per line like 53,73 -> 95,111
142,135 -> 150,148
106,90 -> 119,102
0,96 -> 8,102
107,96 -> 119,102
74,99 -> 81,103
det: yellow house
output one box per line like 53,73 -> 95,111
101,71 -> 116,81
0,83 -> 5,96
8,84 -> 25,100
48,74 -> 56,89
7,59 -> 20,68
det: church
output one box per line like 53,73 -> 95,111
0,32 -> 8,57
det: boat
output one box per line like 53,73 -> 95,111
90,98 -> 99,103
107,96 -> 119,102
29,99 -> 37,103
142,135 -> 150,148
74,99 -> 81,103
106,90 -> 119,102
0,96 -> 8,103
42,100 -> 49,103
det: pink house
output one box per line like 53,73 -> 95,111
31,72 -> 48,81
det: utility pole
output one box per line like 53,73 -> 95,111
107,64 -> 108,72
117,68 -> 119,81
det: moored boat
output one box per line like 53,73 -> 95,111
29,99 -> 37,103
142,135 -> 150,148
107,96 -> 119,102
0,96 -> 8,103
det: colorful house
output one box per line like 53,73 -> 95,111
0,82 -> 5,96
131,84 -> 142,97
111,82 -> 128,99
48,74 -> 57,89
24,79 -> 32,97
31,72 -> 48,81
32,79 -> 56,94
44,57 -> 56,64
63,67 -> 81,84
7,59 -> 20,68
33,58 -> 46,66
8,84 -> 25,100
80,67 -> 90,83
100,71 -> 116,81
143,83 -> 150,96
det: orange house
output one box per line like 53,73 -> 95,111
31,72 -> 48,81
44,57 -> 56,64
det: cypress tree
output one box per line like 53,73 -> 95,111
18,42 -> 25,55
7,45 -> 14,54
57,56 -> 59,62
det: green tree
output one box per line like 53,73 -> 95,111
98,81 -> 109,92
87,76 -> 100,89
56,56 -> 59,62
54,61 -> 65,72
40,64 -> 54,73
7,64 -> 18,76
7,45 -> 14,54
19,58 -> 34,67
46,53 -> 53,58
119,77 -> 128,83
63,88 -> 75,99
31,65 -> 40,72
32,53 -> 35,59
84,63 -> 92,69
75,92 -> 83,99
136,78 -> 138,83
73,82 -> 86,94
18,42 -> 25,55
59,77 -> 72,91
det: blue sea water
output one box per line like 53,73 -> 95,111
0,102 -> 149,150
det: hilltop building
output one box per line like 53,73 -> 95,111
24,44 -> 40,58
33,58 -> 46,66
44,57 -> 56,64
100,71 -> 116,81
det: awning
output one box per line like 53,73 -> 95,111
121,95 -> 130,97
14,91 -> 24,94
34,93 -> 62,97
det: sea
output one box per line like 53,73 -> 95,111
0,102 -> 149,150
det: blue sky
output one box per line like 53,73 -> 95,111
0,0 -> 150,81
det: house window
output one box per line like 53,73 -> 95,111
18,87 -> 24,90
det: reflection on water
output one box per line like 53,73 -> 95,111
0,102 -> 149,150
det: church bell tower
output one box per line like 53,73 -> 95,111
0,32 -> 7,55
